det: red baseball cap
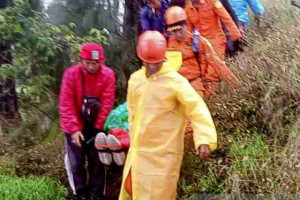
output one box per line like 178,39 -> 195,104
79,43 -> 106,62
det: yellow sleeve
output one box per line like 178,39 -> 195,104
126,78 -> 134,135
175,77 -> 217,151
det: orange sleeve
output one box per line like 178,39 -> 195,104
200,38 -> 240,86
211,0 -> 242,41
184,3 -> 196,32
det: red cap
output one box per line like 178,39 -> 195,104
79,43 -> 106,62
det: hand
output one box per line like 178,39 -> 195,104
196,144 -> 211,160
217,66 -> 240,87
71,131 -> 85,147
224,72 -> 240,87
240,36 -> 252,48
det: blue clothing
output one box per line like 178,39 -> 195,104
228,0 -> 265,28
140,0 -> 169,33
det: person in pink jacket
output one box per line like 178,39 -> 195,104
59,43 -> 115,200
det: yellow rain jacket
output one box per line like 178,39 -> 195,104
119,53 -> 217,200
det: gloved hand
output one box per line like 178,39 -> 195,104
240,36 -> 252,48
213,64 -> 240,87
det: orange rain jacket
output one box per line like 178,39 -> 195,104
185,0 -> 242,59
168,32 -> 239,98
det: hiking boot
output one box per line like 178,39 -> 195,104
95,132 -> 112,165
107,134 -> 126,166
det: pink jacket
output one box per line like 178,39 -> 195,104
59,64 -> 115,134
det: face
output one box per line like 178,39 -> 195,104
169,26 -> 188,42
143,61 -> 163,76
148,0 -> 161,10
191,0 -> 200,8
82,60 -> 100,74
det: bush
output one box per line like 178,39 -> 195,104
0,175 -> 67,200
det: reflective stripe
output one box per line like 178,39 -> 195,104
103,167 -> 107,196
64,150 -> 76,195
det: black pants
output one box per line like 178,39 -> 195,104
64,122 -> 105,199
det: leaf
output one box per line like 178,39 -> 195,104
0,15 -> 5,23
69,22 -> 76,29
14,25 -> 23,33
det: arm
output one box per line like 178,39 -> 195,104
140,7 -> 151,32
212,0 -> 242,41
247,0 -> 265,15
176,78 -> 217,151
126,78 -> 135,135
220,0 -> 240,26
201,38 -> 240,86
95,72 -> 116,130
184,3 -> 197,32
59,70 -> 82,134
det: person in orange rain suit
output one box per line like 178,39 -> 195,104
184,0 -> 242,60
165,6 -> 239,98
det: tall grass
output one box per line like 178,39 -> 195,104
179,0 -> 300,198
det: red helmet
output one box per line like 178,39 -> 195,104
79,43 -> 106,62
137,31 -> 167,63
165,6 -> 187,25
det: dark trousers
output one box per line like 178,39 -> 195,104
64,122 -> 106,199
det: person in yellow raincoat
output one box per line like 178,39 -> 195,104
118,30 -> 217,200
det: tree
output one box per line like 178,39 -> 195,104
0,0 -> 17,119
0,0 -> 107,134
47,0 -> 143,102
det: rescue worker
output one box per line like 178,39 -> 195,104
59,43 -> 115,200
166,6 -> 239,98
119,30 -> 217,199
228,0 -> 265,29
185,0 -> 242,60
140,0 -> 169,33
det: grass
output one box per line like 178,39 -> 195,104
179,0 -> 300,198
0,162 -> 67,200
0,175 -> 67,200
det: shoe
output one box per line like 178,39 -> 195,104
95,132 -> 112,165
109,128 -> 130,148
107,134 -> 126,166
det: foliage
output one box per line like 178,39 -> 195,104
47,0 -> 142,102
0,0 -> 108,144
0,0 -> 107,100
0,175 -> 67,200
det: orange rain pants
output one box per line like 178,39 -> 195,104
185,0 -> 242,60
125,170 -> 132,199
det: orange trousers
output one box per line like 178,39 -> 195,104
125,170 -> 132,198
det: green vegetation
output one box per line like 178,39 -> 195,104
0,175 -> 67,200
